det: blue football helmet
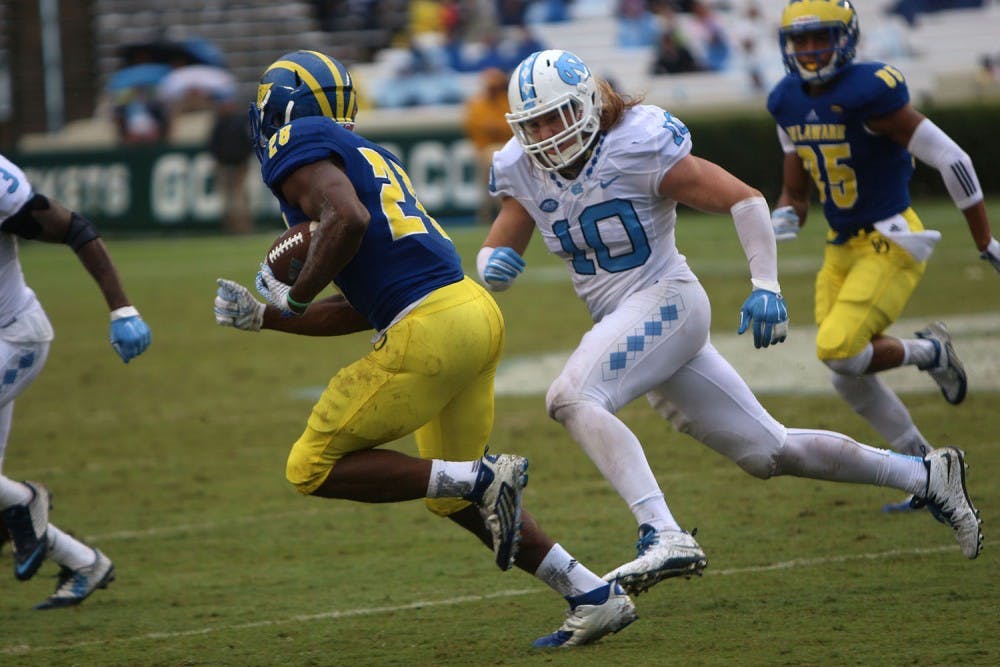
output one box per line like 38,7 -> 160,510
250,50 -> 358,160
779,0 -> 859,84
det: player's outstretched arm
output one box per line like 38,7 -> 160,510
215,278 -> 370,336
4,193 -> 151,362
870,105 -> 998,269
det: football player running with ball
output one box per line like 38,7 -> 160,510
213,50 -> 637,648
767,0 -> 998,512
0,152 -> 151,609
478,49 -> 982,599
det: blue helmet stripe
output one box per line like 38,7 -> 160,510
518,51 -> 543,109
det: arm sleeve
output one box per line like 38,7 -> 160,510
732,196 -> 780,293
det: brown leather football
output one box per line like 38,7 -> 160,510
265,222 -> 316,284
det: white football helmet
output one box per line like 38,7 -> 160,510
506,50 -> 602,172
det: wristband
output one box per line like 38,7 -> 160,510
287,295 -> 312,313
110,305 -> 139,321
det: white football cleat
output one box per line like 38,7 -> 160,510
467,453 -> 529,571
35,548 -> 115,610
922,448 -> 982,559
915,321 -> 967,405
533,583 -> 637,648
603,525 -> 707,595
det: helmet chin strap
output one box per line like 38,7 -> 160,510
557,136 -> 597,179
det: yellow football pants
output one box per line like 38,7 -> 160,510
286,277 -> 505,516
815,208 -> 927,360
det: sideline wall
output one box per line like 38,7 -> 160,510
11,102 -> 999,233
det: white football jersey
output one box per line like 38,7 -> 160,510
492,104 -> 698,321
0,154 -> 51,340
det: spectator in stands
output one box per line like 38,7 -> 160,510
687,0 -> 731,72
651,25 -> 701,75
496,0 -> 529,26
374,42 -> 465,108
410,0 -> 448,36
208,94 -> 254,235
977,53 -> 1000,86
463,67 -> 512,224
733,1 -> 769,94
525,0 -> 570,23
618,0 -> 660,48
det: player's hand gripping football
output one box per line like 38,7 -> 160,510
771,206 -> 800,242
738,289 -> 789,349
981,237 -> 1000,273
215,279 -> 265,331
481,247 -> 525,292
255,264 -> 304,316
109,306 -> 152,363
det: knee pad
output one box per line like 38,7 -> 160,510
546,374 -> 609,420
823,344 -> 873,376
734,450 -> 777,480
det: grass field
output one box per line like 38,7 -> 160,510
1,199 -> 997,666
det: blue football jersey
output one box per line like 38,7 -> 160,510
258,117 -> 464,330
767,62 -> 914,237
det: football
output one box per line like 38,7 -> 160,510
265,222 -> 316,284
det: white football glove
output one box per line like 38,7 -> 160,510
254,263 -> 302,315
477,247 -> 525,292
981,237 -> 1000,273
215,279 -> 265,331
771,206 -> 800,242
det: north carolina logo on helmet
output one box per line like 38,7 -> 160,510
506,49 -> 603,172
249,50 -> 358,161
779,0 -> 859,84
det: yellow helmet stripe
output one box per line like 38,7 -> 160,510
308,50 -> 352,121
264,57 -> 334,118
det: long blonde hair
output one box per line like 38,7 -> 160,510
597,79 -> 645,133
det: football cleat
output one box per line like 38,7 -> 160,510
3,481 -> 51,581
915,321 -> 967,405
922,448 -> 982,559
603,525 -> 707,595
35,548 -> 115,610
466,453 -> 529,571
533,582 -> 637,648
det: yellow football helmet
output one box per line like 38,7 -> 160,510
779,0 -> 860,83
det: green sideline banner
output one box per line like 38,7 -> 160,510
12,131 -> 481,232
12,102 -> 998,233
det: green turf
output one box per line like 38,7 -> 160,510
0,199 -> 997,666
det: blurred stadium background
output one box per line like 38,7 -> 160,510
1,0 -> 998,232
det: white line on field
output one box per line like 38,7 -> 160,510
0,544 -> 955,656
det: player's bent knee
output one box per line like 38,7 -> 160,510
734,452 -> 777,479
546,375 -> 610,420
823,346 -> 872,376
424,497 -> 473,517
286,447 -> 335,496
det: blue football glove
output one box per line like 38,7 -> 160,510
771,206 -> 800,242
481,247 -> 525,292
738,289 -> 789,349
109,306 -> 151,363
981,237 -> 1000,273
